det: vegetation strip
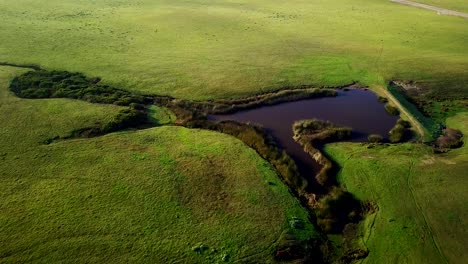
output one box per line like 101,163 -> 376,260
292,119 -> 370,262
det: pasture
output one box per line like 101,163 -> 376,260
1,0 -> 467,262
0,66 -> 317,262
324,112 -> 468,263
0,0 -> 467,100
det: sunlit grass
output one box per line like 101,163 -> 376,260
0,66 -> 317,262
324,112 -> 468,263
0,0 -> 466,99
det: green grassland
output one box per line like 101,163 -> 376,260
1,0 -> 467,262
0,66 -> 317,262
414,0 -> 468,13
324,112 -> 468,263
1,0 -> 467,99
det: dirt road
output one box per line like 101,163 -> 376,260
391,0 -> 468,18
375,86 -> 427,140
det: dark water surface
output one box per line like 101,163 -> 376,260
209,89 -> 398,179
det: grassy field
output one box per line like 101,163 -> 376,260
1,0 -> 467,262
324,112 -> 468,263
0,0 -> 467,99
0,66 -> 318,262
412,0 -> 468,13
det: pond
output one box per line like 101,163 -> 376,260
209,89 -> 399,178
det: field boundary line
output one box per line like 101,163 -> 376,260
391,0 -> 468,18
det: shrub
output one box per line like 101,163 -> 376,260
396,119 -> 411,128
367,134 -> 383,143
315,187 -> 362,233
10,70 -> 149,106
210,88 -> 337,114
293,119 -> 351,143
384,104 -> 400,116
434,128 -> 463,151
388,119 -> 413,143
378,96 -> 388,103
389,124 -> 405,143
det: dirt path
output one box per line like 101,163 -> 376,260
391,0 -> 468,18
376,86 -> 427,140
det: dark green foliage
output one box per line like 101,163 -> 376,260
10,70 -> 149,106
9,70 -> 151,140
102,108 -> 147,132
389,124 -> 405,143
368,134 -> 383,143
67,108 -> 148,138
384,104 -> 400,116
396,119 -> 411,128
293,119 -> 352,144
211,88 -> 337,114
388,118 -> 413,143
315,187 -> 362,233
378,96 -> 388,103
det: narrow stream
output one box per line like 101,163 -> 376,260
209,89 -> 399,179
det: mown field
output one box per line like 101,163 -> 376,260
0,66 -> 317,263
324,112 -> 468,263
0,0 -> 467,99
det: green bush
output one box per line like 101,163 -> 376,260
388,119 -> 413,143
210,88 -> 337,114
293,119 -> 352,143
389,124 -> 405,143
367,134 -> 383,143
378,96 -> 388,103
315,187 -> 362,233
396,119 -> 411,128
10,70 -> 149,106
384,104 -> 400,116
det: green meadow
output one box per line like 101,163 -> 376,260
1,0 -> 467,262
0,66 -> 317,262
324,112 -> 468,263
1,0 -> 467,99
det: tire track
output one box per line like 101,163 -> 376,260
378,86 -> 427,140
391,0 -> 468,18
406,161 -> 448,264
